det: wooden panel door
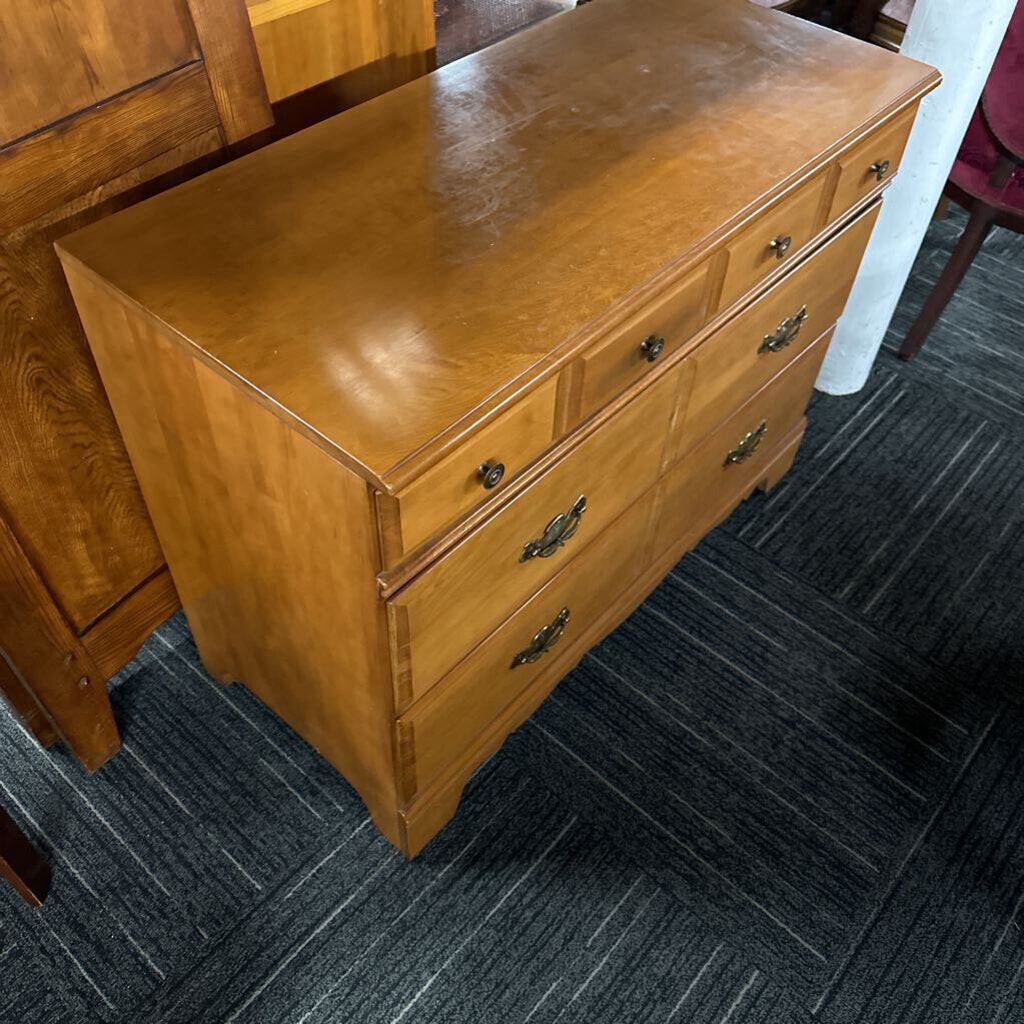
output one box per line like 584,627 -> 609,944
0,0 -> 273,770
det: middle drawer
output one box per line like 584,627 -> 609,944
387,360 -> 686,710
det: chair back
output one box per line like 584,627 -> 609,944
982,1 -> 1024,162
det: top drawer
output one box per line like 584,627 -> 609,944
828,109 -> 915,221
377,378 -> 558,562
718,172 -> 828,310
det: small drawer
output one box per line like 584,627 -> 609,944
377,378 -> 558,561
718,172 -> 828,310
654,329 -> 831,560
828,110 -> 914,222
572,262 -> 709,420
387,361 -> 687,709
396,492 -> 656,799
678,200 -> 880,458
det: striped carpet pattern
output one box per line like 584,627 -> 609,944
3,218 -> 1023,1023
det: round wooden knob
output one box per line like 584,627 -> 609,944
478,460 -> 505,489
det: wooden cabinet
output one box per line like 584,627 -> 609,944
0,0 -> 434,771
58,0 -> 938,848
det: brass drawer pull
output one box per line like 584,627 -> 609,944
724,420 -> 767,465
511,607 -> 570,668
769,234 -> 792,260
520,495 -> 587,562
477,459 -> 505,489
870,159 -> 891,183
759,305 -> 808,354
640,335 -> 665,363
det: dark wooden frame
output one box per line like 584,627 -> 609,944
0,804 -> 51,907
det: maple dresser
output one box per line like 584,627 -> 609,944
57,0 -> 939,856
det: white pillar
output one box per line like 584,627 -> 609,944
816,0 -> 1017,395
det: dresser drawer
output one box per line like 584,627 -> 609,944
678,201 -> 880,458
828,110 -> 914,222
388,363 -> 686,709
572,262 -> 709,420
655,329 -> 830,559
718,172 -> 828,310
377,378 -> 558,562
397,492 -> 656,799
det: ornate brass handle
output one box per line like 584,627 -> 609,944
640,335 -> 665,363
477,460 -> 505,489
724,421 -> 767,465
769,235 -> 792,260
520,495 -> 587,562
510,608 -> 570,668
870,159 -> 891,183
759,305 -> 808,354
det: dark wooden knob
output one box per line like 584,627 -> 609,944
478,460 -> 505,489
640,335 -> 665,363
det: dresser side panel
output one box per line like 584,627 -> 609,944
63,265 -> 400,835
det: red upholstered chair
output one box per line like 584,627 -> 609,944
899,3 -> 1024,360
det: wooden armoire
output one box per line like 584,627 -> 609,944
0,0 -> 435,771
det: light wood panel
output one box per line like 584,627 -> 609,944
397,494 -> 657,800
246,0 -> 435,104
378,378 -> 558,563
57,0 -> 940,494
0,0 -> 199,147
64,268 -> 402,843
828,108 -> 915,221
719,171 -> 829,309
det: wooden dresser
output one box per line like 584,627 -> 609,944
57,0 -> 939,856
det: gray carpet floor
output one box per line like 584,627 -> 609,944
2,207 -> 1023,1024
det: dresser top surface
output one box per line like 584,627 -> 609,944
59,0 -> 936,491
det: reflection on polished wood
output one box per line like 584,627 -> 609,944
60,0 -> 938,854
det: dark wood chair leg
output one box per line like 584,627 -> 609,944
898,205 -> 995,361
0,803 -> 51,907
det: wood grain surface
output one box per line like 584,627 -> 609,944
57,0 -> 939,492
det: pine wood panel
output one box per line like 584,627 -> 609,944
1,62 -> 222,234
0,0 -> 199,147
57,0 -> 940,494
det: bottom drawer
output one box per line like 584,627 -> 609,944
396,490 -> 658,800
654,327 -> 832,558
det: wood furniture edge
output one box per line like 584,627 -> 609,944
56,75 -> 937,498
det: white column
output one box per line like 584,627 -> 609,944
816,0 -> 1017,395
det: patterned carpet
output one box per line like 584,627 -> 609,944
3,209 -> 1024,1022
